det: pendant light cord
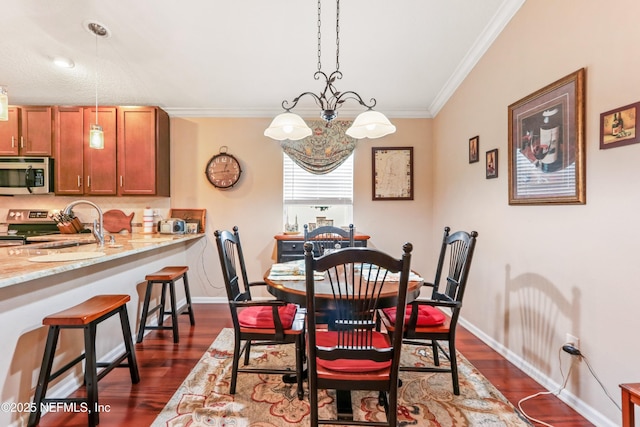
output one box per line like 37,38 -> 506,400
94,32 -> 99,125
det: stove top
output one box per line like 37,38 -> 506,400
4,209 -> 60,240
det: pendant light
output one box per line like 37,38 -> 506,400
0,86 -> 8,122
87,22 -> 109,149
265,0 -> 395,141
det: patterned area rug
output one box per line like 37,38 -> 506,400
152,328 -> 531,426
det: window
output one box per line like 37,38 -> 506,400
283,153 -> 353,229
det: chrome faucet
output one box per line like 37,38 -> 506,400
63,200 -> 104,247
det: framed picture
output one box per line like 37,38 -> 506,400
486,149 -> 498,179
372,147 -> 414,200
169,208 -> 206,233
469,136 -> 479,163
600,101 -> 640,149
507,68 -> 585,205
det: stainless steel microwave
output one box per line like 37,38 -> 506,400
0,157 -> 53,195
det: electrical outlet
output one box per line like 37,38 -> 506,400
565,333 -> 580,349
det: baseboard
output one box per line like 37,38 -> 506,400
458,317 -> 617,427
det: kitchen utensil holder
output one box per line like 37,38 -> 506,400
57,218 -> 85,234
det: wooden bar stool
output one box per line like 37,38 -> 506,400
28,294 -> 140,427
136,266 -> 195,343
621,383 -> 640,427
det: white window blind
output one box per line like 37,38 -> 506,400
283,153 -> 353,205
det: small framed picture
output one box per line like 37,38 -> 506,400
469,136 -> 479,163
600,101 -> 640,149
486,149 -> 498,179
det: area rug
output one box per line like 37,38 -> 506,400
152,328 -> 531,427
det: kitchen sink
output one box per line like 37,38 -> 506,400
27,240 -> 96,249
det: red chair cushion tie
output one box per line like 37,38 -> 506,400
238,303 -> 297,329
383,304 -> 446,326
315,330 -> 392,372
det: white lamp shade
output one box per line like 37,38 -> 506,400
0,86 -> 8,122
346,110 -> 396,139
89,124 -> 105,149
264,113 -> 312,141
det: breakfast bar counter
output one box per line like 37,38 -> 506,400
0,232 -> 205,427
0,233 -> 204,288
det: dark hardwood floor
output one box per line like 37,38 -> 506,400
35,303 -> 594,426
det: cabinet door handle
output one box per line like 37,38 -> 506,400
87,176 -> 91,188
120,176 -> 123,187
11,136 -> 15,148
20,137 -> 24,148
77,176 -> 82,188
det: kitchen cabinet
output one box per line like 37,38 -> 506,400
0,107 -> 20,155
54,106 -> 84,194
0,106 -> 53,156
21,106 -> 54,156
117,106 -> 170,196
54,105 -> 169,196
83,106 -> 117,195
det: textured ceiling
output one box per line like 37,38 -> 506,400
0,0 -> 524,119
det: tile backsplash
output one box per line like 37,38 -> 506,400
0,195 -> 171,234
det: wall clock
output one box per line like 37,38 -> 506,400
205,146 -> 242,189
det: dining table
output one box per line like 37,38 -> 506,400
263,258 -> 424,420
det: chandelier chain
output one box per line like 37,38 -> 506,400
317,0 -> 322,72
335,0 -> 340,71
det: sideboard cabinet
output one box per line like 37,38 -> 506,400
274,233 -> 370,263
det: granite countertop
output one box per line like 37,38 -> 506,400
0,233 -> 204,289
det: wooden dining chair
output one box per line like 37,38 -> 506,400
214,227 -> 306,400
379,226 -> 478,395
303,224 -> 354,256
304,241 -> 413,427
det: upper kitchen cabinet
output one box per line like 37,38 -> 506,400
0,106 -> 53,156
54,106 -> 85,195
54,105 -> 170,196
117,106 -> 170,196
0,106 -> 20,155
83,106 -> 118,195
21,106 -> 54,156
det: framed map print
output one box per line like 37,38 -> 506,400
372,147 -> 414,200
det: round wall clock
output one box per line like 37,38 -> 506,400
205,147 -> 242,189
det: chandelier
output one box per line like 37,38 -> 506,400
264,0 -> 396,141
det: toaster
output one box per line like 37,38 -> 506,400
159,219 -> 186,234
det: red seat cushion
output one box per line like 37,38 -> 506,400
383,304 -> 446,326
238,303 -> 297,329
314,330 -> 392,372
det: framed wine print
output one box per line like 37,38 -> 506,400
600,101 -> 640,149
372,147 -> 414,200
507,68 -> 586,205
469,136 -> 479,163
486,149 -> 498,179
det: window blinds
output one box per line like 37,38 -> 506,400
283,153 -> 353,205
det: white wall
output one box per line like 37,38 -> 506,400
433,0 -> 639,425
169,118 -> 435,300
